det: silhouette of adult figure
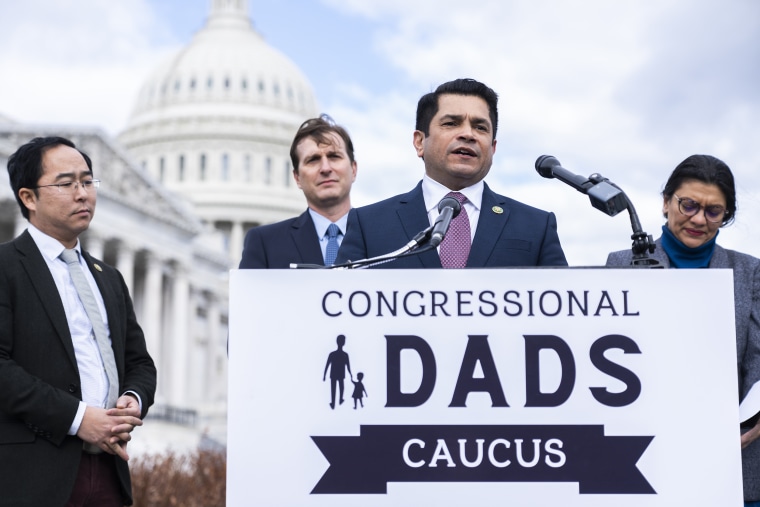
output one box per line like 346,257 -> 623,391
323,334 -> 352,409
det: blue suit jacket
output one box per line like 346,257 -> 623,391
337,182 -> 567,268
239,210 -> 325,269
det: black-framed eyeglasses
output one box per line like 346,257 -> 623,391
35,179 -> 101,194
673,194 -> 726,223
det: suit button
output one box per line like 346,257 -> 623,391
68,384 -> 78,393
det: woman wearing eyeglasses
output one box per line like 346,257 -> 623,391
606,154 -> 760,505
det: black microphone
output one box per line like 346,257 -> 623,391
535,155 -> 627,217
429,196 -> 462,247
535,155 -> 594,193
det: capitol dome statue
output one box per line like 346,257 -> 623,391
118,0 -> 319,263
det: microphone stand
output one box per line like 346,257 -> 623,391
589,174 -> 660,268
617,191 -> 660,267
293,196 -> 462,270
290,227 -> 437,269
331,228 -> 438,269
536,156 -> 661,268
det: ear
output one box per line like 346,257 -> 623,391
18,188 -> 37,214
350,160 -> 357,182
413,130 -> 425,158
293,169 -> 302,190
662,196 -> 669,218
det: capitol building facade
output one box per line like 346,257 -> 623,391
0,0 -> 318,449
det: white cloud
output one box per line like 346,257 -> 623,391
321,0 -> 760,264
0,0 -> 179,135
1,0 -> 757,264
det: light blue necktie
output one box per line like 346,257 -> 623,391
325,223 -> 340,266
60,248 -> 119,408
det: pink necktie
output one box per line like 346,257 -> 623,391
439,192 -> 471,268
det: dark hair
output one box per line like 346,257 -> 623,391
415,78 -> 499,139
662,154 -> 736,226
6,136 -> 93,219
289,114 -> 355,173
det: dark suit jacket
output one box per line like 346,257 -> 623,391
337,181 -> 567,268
239,209 -> 326,268
0,230 -> 157,507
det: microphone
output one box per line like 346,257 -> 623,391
535,155 -> 627,217
536,155 -> 594,192
429,196 -> 462,247
326,196 -> 462,269
535,154 -> 660,266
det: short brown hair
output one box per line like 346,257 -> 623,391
289,114 -> 355,173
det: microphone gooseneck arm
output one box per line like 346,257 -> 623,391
327,196 -> 462,269
535,155 -> 660,267
535,155 -> 595,194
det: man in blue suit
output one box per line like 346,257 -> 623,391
337,78 -> 567,268
239,115 -> 358,268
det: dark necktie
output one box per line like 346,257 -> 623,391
439,192 -> 471,268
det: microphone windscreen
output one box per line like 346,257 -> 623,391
437,196 -> 462,218
535,155 -> 560,179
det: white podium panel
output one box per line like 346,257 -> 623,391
227,268 -> 742,506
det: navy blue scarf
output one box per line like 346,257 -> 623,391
660,224 -> 718,268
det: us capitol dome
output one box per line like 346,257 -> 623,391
118,0 -> 319,262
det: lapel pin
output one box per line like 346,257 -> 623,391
94,264 -> 103,272
492,206 -> 504,214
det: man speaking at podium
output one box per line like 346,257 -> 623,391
337,78 -> 567,269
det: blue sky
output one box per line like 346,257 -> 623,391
148,0 -> 407,108
1,0 -> 759,265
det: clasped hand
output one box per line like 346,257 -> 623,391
77,395 -> 143,461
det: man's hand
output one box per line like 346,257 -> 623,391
77,404 -> 143,461
741,418 -> 760,449
106,394 -> 142,444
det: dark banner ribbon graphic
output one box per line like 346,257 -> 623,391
311,425 -> 654,495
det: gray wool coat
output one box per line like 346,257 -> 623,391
607,237 -> 760,501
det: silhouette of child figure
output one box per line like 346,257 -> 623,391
351,372 -> 368,409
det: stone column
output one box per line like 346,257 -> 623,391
206,294 -> 222,401
230,220 -> 244,265
169,263 -> 190,406
188,289 -> 204,404
115,242 -> 135,296
86,234 -> 105,261
143,252 -> 164,399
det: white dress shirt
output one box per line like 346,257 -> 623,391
309,208 -> 350,262
421,174 -> 483,243
27,225 -> 111,435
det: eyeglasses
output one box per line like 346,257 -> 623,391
672,194 -> 726,223
35,179 -> 101,194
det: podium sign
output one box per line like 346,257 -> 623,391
228,268 -> 742,506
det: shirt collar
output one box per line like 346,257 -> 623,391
27,223 -> 82,263
308,209 -> 349,238
421,174 -> 484,213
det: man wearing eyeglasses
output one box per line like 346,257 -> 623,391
0,136 -> 156,506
